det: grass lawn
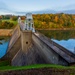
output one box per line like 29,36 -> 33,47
0,63 -> 75,71
2,19 -> 17,26
0,60 -> 10,67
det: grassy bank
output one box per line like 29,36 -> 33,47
0,60 -> 10,67
2,19 -> 17,26
0,64 -> 75,71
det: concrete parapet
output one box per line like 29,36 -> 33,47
32,32 -> 69,66
7,25 -> 20,51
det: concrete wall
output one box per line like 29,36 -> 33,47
11,42 -> 47,66
32,33 -> 68,66
21,30 -> 32,53
8,25 -> 20,51
11,49 -> 24,66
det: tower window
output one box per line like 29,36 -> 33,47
28,19 -> 31,21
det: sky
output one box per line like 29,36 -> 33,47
0,0 -> 75,13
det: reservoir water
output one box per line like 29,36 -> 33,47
0,37 -> 9,58
39,30 -> 75,54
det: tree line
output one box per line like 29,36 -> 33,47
0,15 -> 26,29
0,13 -> 75,29
33,13 -> 75,29
0,15 -> 16,29
0,20 -> 14,29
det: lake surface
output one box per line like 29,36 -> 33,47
39,30 -> 75,54
0,37 -> 9,58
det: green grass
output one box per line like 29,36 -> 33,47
0,64 -> 75,71
0,60 -> 10,67
2,19 -> 17,25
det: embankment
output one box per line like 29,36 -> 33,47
0,68 -> 75,75
0,29 -> 12,36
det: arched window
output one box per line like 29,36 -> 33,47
28,19 -> 31,21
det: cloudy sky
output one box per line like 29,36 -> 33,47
0,0 -> 75,13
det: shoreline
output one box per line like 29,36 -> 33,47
0,28 -> 75,36
36,28 -> 75,30
0,29 -> 13,36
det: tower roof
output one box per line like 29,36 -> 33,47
26,13 -> 33,19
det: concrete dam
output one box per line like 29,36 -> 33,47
1,13 -> 75,66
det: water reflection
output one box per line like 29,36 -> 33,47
0,37 -> 9,58
39,30 -> 75,53
52,39 -> 75,53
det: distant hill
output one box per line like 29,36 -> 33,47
1,9 -> 75,15
15,12 -> 26,15
32,10 -> 56,14
61,9 -> 75,14
15,10 -> 56,15
15,9 -> 75,15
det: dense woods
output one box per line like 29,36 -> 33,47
0,15 -> 18,29
0,20 -> 14,29
33,13 -> 75,29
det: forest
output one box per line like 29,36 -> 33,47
0,15 -> 17,29
0,21 -> 14,29
0,13 -> 75,29
33,13 -> 75,30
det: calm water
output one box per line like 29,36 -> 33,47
39,30 -> 75,54
0,37 -> 9,58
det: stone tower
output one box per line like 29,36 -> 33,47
18,17 -> 21,24
18,13 -> 35,53
23,13 -> 35,32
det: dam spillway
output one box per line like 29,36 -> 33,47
1,13 -> 75,66
1,25 -> 75,66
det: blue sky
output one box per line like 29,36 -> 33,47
0,0 -> 75,12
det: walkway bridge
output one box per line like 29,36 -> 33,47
1,13 -> 75,66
